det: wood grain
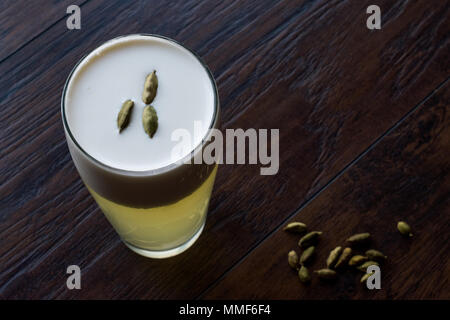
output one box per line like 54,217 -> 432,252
0,0 -> 448,299
0,0 -> 86,61
204,83 -> 450,299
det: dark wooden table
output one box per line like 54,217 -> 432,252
1,0 -> 449,300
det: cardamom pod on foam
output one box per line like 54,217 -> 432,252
334,247 -> 352,269
348,255 -> 368,266
397,221 -> 413,237
365,249 -> 387,262
314,268 -> 337,280
142,105 -> 158,138
360,272 -> 374,284
142,70 -> 158,104
346,233 -> 370,245
326,246 -> 342,268
288,250 -> 299,269
300,246 -> 315,265
283,222 -> 307,234
298,265 -> 311,283
117,99 -> 134,132
298,231 -> 322,248
357,261 -> 379,272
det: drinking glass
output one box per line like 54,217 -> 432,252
61,35 -> 220,258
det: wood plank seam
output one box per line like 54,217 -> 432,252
0,0 -> 91,66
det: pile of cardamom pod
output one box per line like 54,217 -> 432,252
284,221 -> 413,284
116,70 -> 159,138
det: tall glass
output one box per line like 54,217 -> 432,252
61,35 -> 220,258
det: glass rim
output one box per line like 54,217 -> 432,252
61,34 -> 219,177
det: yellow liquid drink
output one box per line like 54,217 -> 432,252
88,165 -> 217,252
62,35 -> 219,258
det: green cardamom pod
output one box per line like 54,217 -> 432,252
346,233 -> 370,245
348,255 -> 368,266
365,249 -> 387,262
142,70 -> 158,104
298,231 -> 322,248
326,246 -> 342,268
397,221 -> 413,237
334,247 -> 352,269
300,246 -> 315,265
117,99 -> 134,132
283,222 -> 307,234
142,105 -> 158,138
298,265 -> 311,283
357,261 -> 379,272
314,268 -> 337,280
360,272 -> 374,284
288,250 -> 299,269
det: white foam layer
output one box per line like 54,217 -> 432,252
64,35 -> 215,171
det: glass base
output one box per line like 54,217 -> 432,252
123,223 -> 205,259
